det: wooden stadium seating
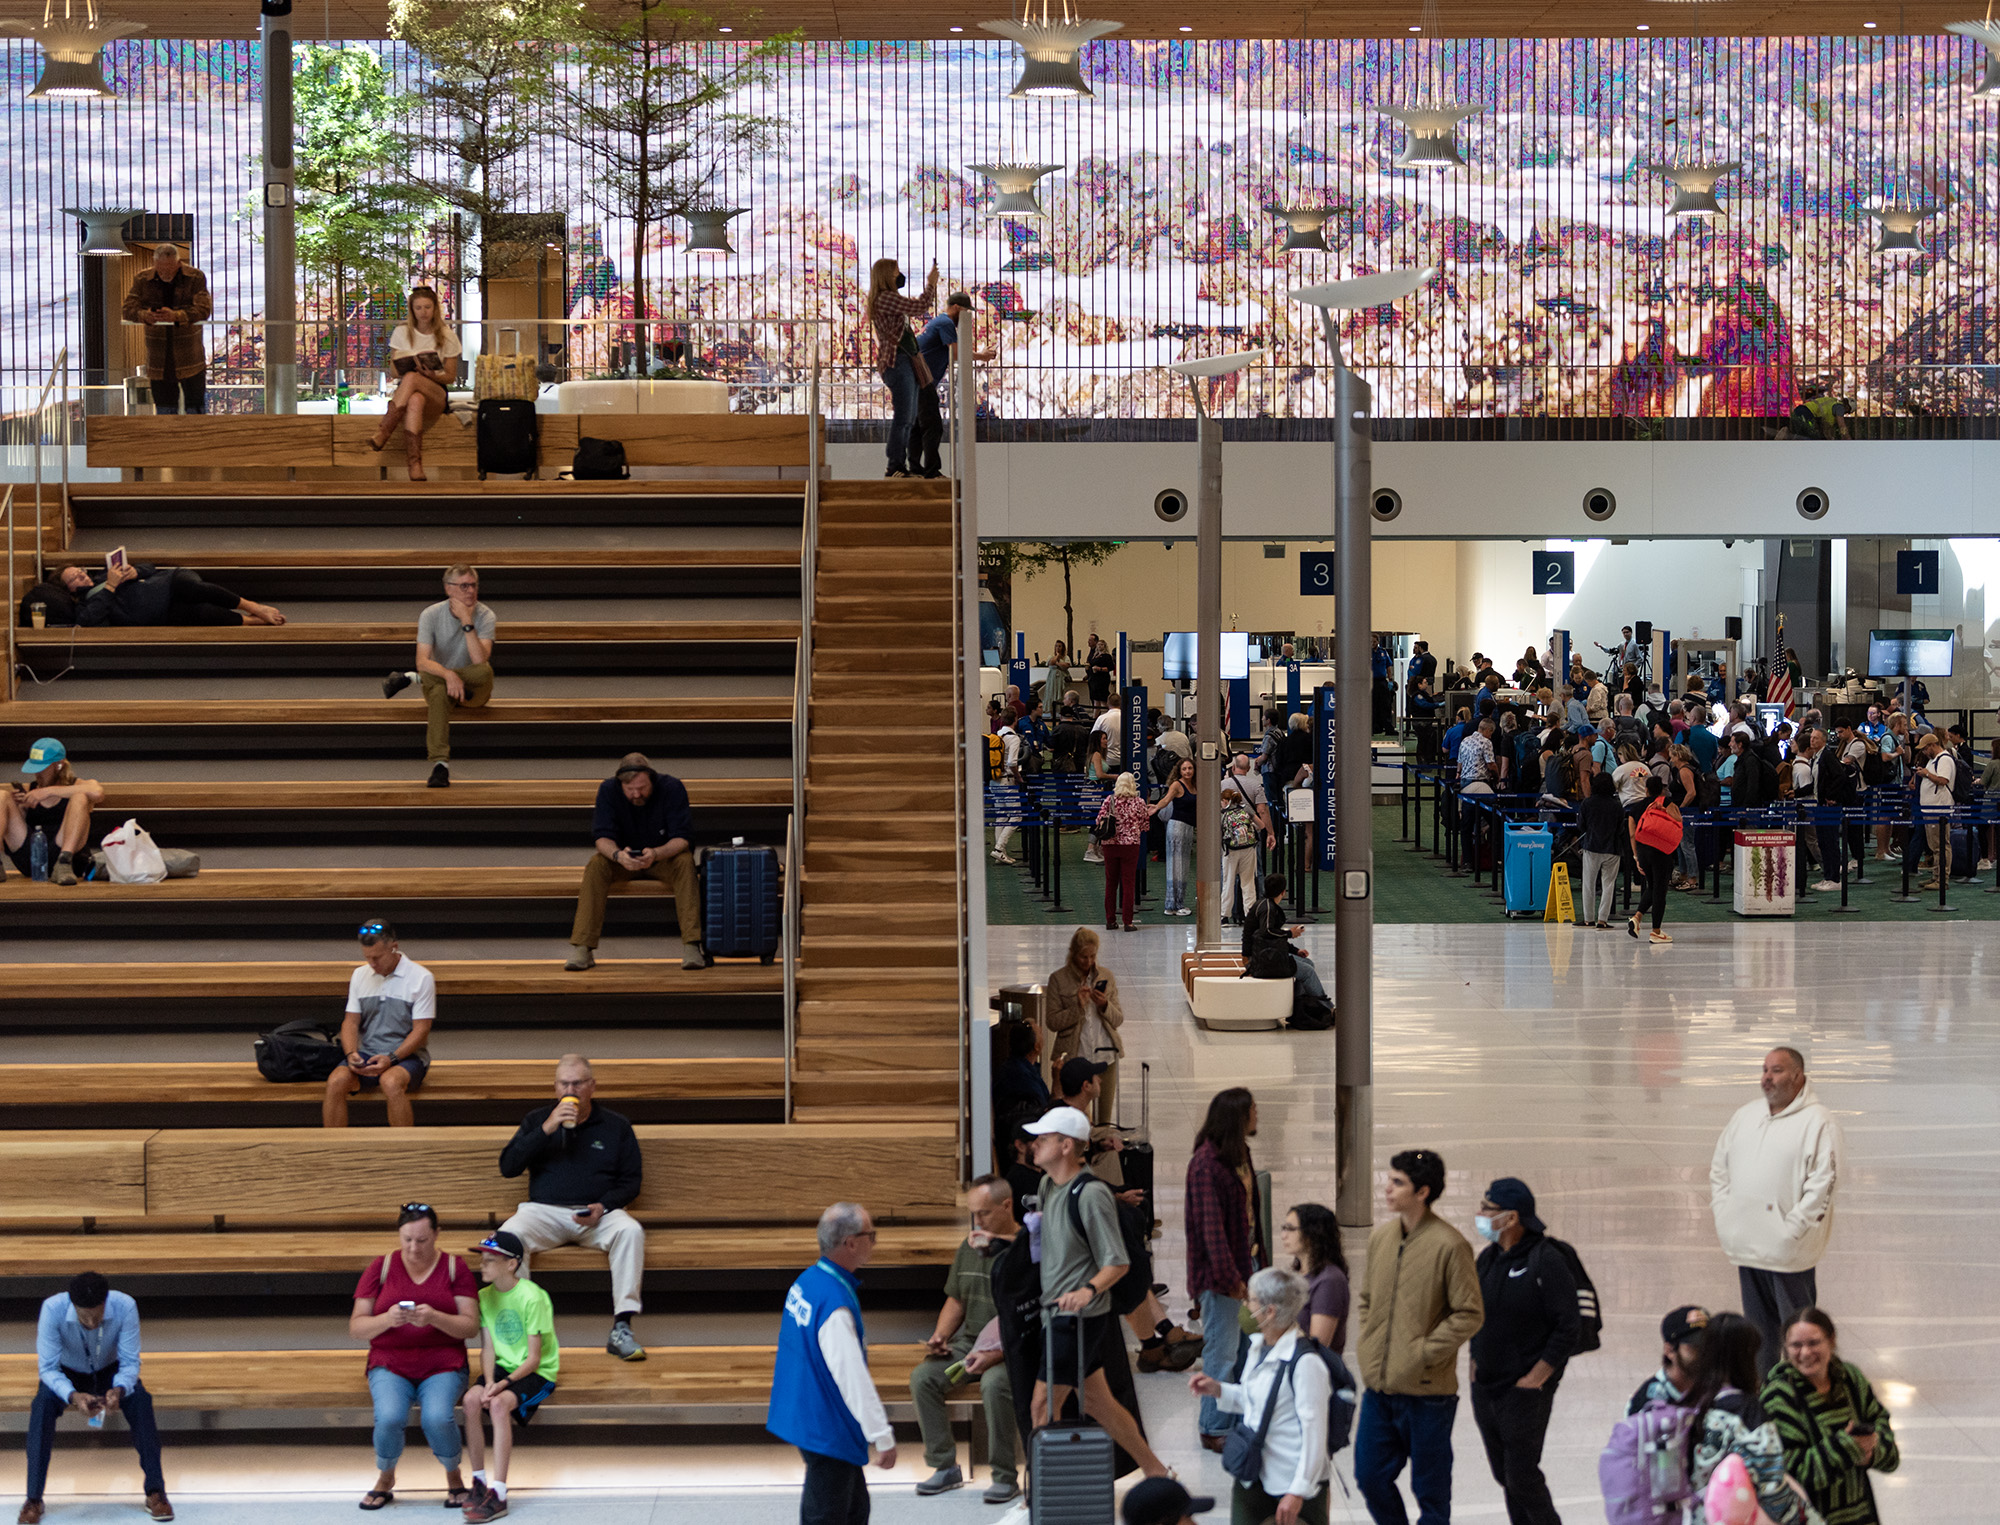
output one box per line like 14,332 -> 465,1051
85,778 -> 789,812
14,621 -> 800,647
0,958 -> 779,1003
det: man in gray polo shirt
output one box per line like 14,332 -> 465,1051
383,563 -> 495,788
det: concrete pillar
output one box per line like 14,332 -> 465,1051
1195,412 -> 1223,947
1333,362 -> 1374,1229
261,5 -> 297,414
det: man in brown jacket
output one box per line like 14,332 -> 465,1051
1353,1148 -> 1484,1525
121,243 -> 211,415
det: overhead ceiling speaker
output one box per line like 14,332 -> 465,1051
978,9 -> 1123,100
1946,20 -> 2000,98
1869,204 -> 1938,257
1386,105 -> 1481,169
64,205 -> 143,254
968,162 -> 1063,216
1263,203 -> 1350,253
1648,161 -> 1739,222
681,206 -> 746,255
3,0 -> 143,100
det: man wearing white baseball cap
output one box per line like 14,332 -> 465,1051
1022,1106 -> 1170,1479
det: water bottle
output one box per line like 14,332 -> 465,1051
336,372 -> 351,414
86,1406 -> 104,1430
29,827 -> 47,883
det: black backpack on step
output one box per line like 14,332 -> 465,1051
476,398 -> 540,478
253,1019 -> 346,1082
570,436 -> 629,480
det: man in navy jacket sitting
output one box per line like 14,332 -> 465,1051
565,752 -> 706,971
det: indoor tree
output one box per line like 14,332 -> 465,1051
550,3 -> 797,373
982,540 -> 1126,657
292,44 -> 430,388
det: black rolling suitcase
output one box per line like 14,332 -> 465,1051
702,839 -> 781,963
1030,1311 -> 1117,1525
1114,1061 -> 1155,1238
476,398 -> 540,478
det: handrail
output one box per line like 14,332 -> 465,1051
29,347 -> 68,587
781,810 -> 797,1122
949,335 -> 983,1181
3,485 -> 15,705
784,361 -> 820,1126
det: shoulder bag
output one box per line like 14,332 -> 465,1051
1634,800 -> 1684,854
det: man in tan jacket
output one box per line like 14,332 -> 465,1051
120,243 -> 212,415
1353,1148 -> 1484,1525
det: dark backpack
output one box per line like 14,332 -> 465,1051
570,436 -> 629,480
1696,769 -> 1722,810
1289,986 -> 1335,1031
1534,1236 -> 1604,1353
1861,745 -> 1890,788
1063,1172 -> 1152,1317
1152,746 -> 1181,786
475,398 -> 540,478
253,1019 -> 346,1082
1948,747 -> 1976,806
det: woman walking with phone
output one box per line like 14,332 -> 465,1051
1043,927 -> 1124,1125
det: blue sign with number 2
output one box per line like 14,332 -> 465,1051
1532,550 -> 1575,595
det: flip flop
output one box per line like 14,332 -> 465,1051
360,1491 -> 394,1510
444,1489 -> 472,1509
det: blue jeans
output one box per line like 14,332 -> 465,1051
881,356 -> 919,469
1355,1389 -> 1458,1525
1294,953 -> 1327,1004
1165,819 -> 1194,911
27,1374 -> 165,1501
1198,1289 -> 1242,1436
368,1365 -> 466,1472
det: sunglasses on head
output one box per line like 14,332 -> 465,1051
358,921 -> 389,940
401,1202 -> 431,1215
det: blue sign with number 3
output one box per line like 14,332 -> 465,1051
1532,550 -> 1575,595
1299,552 -> 1336,596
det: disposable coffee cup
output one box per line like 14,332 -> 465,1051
559,1097 -> 579,1128
29,603 -> 45,628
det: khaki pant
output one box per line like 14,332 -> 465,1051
570,848 -> 702,949
500,1201 -> 646,1314
910,1349 -> 1018,1488
1927,822 -> 1951,882
420,664 -> 493,762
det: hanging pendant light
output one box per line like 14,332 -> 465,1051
1945,21 -> 2000,98
64,206 -> 143,254
1868,203 -> 1937,256
1647,161 -> 1739,222
1388,105 -> 1481,169
978,1 -> 1122,100
2,0 -> 143,100
681,207 -> 746,255
1263,203 -> 1348,253
969,162 -> 1063,216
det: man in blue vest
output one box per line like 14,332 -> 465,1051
768,1203 -> 895,1525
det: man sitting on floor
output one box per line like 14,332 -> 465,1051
565,753 -> 707,972
25,563 -> 284,627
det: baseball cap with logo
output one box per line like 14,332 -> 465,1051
1662,1305 -> 1710,1346
20,737 -> 65,775
470,1230 -> 525,1261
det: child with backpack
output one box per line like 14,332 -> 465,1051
459,1231 -> 561,1521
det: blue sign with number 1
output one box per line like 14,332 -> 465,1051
1299,552 -> 1336,596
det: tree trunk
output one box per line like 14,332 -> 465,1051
1061,553 -> 1075,657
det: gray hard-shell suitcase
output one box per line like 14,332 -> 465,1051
1029,1310 -> 1117,1525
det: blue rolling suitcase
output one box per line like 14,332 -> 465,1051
1502,822 -> 1551,917
702,840 -> 781,963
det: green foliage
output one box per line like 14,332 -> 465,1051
292,44 -> 433,377
388,0 -> 565,288
979,540 -> 1126,654
549,4 -> 799,366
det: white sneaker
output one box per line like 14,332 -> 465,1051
1981,859 -> 1995,871
1812,880 -> 1841,892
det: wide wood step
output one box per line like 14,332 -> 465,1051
0,867 -> 676,904
802,905 -> 959,937
806,785 -> 954,812
801,935 -> 958,968
794,1038 -> 960,1071
790,1074 -> 960,1106
806,810 -> 956,840
101,778 -> 790,811
794,969 -> 959,998
806,758 -> 955,785
0,698 -> 790,726
0,958 -> 779,1001
819,523 -> 950,548
16,620 -> 800,648
809,728 -> 947,757
812,645 -> 952,672
791,1103 -> 959,1125
812,620 -> 952,648
817,547 -> 953,572
796,1001 -> 960,1039
120,546 -> 802,570
810,674 -> 955,700
804,844 -> 957,872
800,871 -> 959,904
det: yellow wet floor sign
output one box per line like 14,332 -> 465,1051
1544,862 -> 1574,923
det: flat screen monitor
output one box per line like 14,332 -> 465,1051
1162,631 -> 1249,681
1867,629 -> 1954,678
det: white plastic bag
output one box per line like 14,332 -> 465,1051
100,818 -> 168,884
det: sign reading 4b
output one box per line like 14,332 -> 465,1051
1299,551 -> 1336,596
1531,550 -> 1575,596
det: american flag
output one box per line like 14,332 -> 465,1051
1768,662 -> 1794,717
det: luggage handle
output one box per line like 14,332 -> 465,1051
1041,1305 -> 1089,1401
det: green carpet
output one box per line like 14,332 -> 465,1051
983,805 -> 2000,926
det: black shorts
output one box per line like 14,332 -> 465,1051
1042,1312 -> 1112,1385
493,1372 -> 555,1428
353,1053 -> 430,1091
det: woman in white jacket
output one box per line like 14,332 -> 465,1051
1190,1266 -> 1332,1525
1709,1048 -> 1843,1373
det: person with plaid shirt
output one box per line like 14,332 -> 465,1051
1184,1088 -> 1260,1451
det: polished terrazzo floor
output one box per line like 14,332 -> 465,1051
11,921 -> 1985,1522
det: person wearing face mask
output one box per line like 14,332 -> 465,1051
1760,1307 -> 1899,1525
1626,1304 -> 1708,1415
1466,1179 -> 1579,1525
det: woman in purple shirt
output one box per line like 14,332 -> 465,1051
1279,1202 -> 1351,1353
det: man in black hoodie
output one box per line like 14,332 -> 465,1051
564,752 -> 705,971
1467,1177 -> 1580,1525
498,1053 -> 648,1362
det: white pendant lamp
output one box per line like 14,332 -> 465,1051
682,207 -> 746,255
1868,203 -> 1937,256
1945,20 -> 2000,98
1647,161 -> 1739,222
65,206 -> 143,254
3,0 -> 143,100
1389,105 -> 1480,169
969,162 -> 1063,216
979,1 -> 1122,100
1264,204 -> 1348,253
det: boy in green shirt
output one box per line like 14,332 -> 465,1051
459,1231 -> 559,1522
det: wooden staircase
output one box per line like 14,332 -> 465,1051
794,479 -> 964,1123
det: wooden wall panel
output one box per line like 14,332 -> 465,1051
86,417 -> 333,468
583,414 -> 820,467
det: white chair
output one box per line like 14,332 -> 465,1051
1190,975 -> 1291,1031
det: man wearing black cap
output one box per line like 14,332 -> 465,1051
1122,1477 -> 1214,1525
1627,1306 -> 1709,1416
908,290 -> 984,478
1467,1178 -> 1579,1525
1057,1057 -> 1125,1189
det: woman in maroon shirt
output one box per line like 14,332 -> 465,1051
351,1204 -> 481,1509
864,256 -> 937,478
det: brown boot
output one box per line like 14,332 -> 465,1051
404,427 -> 426,482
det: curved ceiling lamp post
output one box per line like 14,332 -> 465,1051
978,2 -> 1123,100
1945,19 -> 2000,98
1647,160 -> 1739,222
968,162 -> 1063,216
1264,202 -> 1350,253
682,206 -> 746,254
1163,347 -> 1267,956
1287,264 -> 1433,1236
3,0 -> 142,99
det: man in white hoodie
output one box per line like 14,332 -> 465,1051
1709,1047 -> 1842,1375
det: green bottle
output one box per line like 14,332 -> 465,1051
336,373 -> 351,414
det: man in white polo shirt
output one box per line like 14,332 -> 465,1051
323,917 -> 436,1128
